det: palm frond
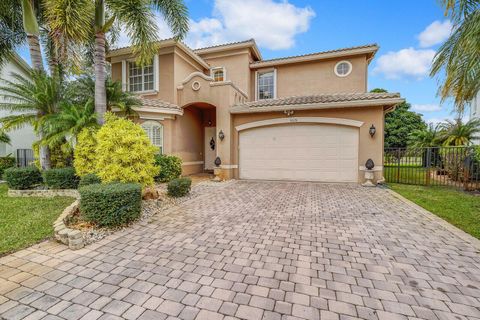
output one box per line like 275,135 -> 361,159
431,2 -> 480,111
150,0 -> 189,40
107,0 -> 159,65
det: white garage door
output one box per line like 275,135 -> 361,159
239,124 -> 359,182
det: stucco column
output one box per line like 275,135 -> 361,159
215,98 -> 234,180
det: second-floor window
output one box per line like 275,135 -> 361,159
211,67 -> 225,82
257,70 -> 276,100
129,62 -> 154,92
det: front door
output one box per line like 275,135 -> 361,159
204,127 -> 216,170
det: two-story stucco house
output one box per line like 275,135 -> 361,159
107,39 -> 404,183
470,91 -> 480,145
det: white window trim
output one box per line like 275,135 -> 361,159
334,60 -> 353,77
125,55 -> 159,94
141,120 -> 164,154
210,66 -> 226,82
255,68 -> 277,101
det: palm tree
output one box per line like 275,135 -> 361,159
20,0 -> 44,72
439,118 -> 480,146
66,75 -> 141,118
0,72 -> 62,169
431,0 -> 480,111
0,130 -> 10,144
42,99 -> 98,150
0,1 -> 26,67
92,0 -> 189,124
408,123 -> 443,148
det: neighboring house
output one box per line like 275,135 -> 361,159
470,91 -> 480,145
107,39 -> 404,183
0,54 -> 35,166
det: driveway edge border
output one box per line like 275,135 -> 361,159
385,188 -> 480,249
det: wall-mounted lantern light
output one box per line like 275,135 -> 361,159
369,124 -> 376,137
214,157 -> 221,167
218,130 -> 225,141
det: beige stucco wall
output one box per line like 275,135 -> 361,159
231,106 -> 385,182
199,49 -> 252,97
109,45 -> 207,105
251,55 -> 368,99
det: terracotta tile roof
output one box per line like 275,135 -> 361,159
193,39 -> 256,52
250,44 -> 378,66
230,92 -> 403,114
139,97 -> 181,111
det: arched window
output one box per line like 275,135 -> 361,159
141,121 -> 163,154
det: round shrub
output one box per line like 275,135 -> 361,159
78,173 -> 101,188
3,166 -> 42,190
74,128 -> 98,176
43,167 -> 79,189
95,113 -> 159,186
79,182 -> 142,227
154,154 -> 182,182
167,177 -> 192,197
0,156 -> 15,177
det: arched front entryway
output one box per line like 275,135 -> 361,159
177,102 -> 217,175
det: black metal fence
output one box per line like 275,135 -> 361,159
16,149 -> 34,167
384,146 -> 480,191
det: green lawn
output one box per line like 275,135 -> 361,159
0,183 -> 75,255
389,183 -> 480,239
385,166 -> 428,184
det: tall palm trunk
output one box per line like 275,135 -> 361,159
94,0 -> 107,124
26,34 -> 44,72
22,0 -> 51,169
94,31 -> 107,124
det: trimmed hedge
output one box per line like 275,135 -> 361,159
3,166 -> 42,190
154,154 -> 182,182
43,167 -> 79,189
79,182 -> 142,227
167,177 -> 192,197
0,156 -> 15,177
78,173 -> 101,188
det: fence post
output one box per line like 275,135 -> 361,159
425,148 -> 431,186
396,148 -> 401,183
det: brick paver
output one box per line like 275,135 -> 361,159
1,181 -> 480,319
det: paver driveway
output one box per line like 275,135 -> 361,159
1,181 -> 480,320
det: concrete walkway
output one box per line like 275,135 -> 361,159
1,181 -> 480,320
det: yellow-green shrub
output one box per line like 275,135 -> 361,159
74,128 -> 98,176
95,113 -> 159,186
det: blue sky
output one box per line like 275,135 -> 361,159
17,0 -> 460,123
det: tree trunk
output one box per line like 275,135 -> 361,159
38,132 -> 51,170
26,34 -> 44,72
94,31 -> 107,124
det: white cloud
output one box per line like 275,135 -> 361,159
373,47 -> 436,80
187,0 -> 315,50
111,0 -> 315,51
411,104 -> 441,112
418,20 -> 452,48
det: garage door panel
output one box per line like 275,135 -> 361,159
239,123 -> 359,182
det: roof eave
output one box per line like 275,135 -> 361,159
230,97 -> 405,114
195,40 -> 262,61
250,46 -> 379,69
106,40 -> 210,69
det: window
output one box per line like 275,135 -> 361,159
257,70 -> 275,100
141,121 -> 163,154
211,67 -> 225,82
334,61 -> 352,77
129,61 -> 154,92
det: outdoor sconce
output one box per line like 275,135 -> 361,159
214,156 -> 221,167
218,130 -> 225,141
369,124 -> 376,137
